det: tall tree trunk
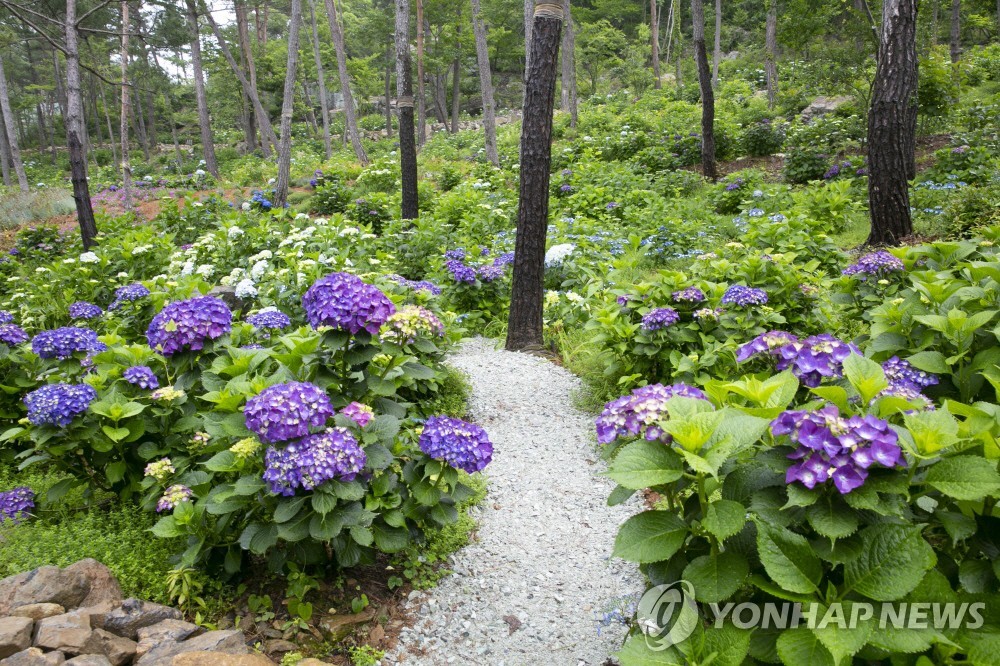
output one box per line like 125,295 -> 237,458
691,0 -> 716,179
384,48 -> 393,137
765,0 -> 778,108
324,0 -> 368,164
470,0 -> 499,166
651,0 -> 661,88
416,0 -> 427,146
203,9 -> 279,155
949,0 -> 961,61
99,84 -> 119,174
120,0 -> 133,211
133,85 -> 151,162
712,0 -> 721,88
235,0 -> 260,152
0,54 -> 28,191
395,0 -> 419,220
274,0 -> 303,209
451,47 -> 461,132
308,0 -> 332,159
931,0 -> 939,44
0,113 -> 11,187
64,0 -> 98,248
561,0 -> 577,126
300,70 -> 319,134
434,72 -> 448,123
506,0 -> 562,352
185,0 -> 219,177
675,0 -> 683,86
524,0 -> 533,72
867,0 -> 918,246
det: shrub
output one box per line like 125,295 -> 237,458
784,147 -> 829,184
739,118 -> 786,157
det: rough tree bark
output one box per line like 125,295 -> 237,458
416,0 -> 426,146
384,49 -> 393,137
524,0 -> 533,72
867,0 -> 918,246
395,0 -> 419,220
0,54 -> 28,191
949,0 -> 961,62
274,0 -> 303,209
324,0 -> 368,164
64,0 -> 98,248
0,112 -> 12,187
712,0 -> 721,88
506,0 -> 563,352
120,0 -> 133,211
99,83 -> 118,174
308,0 -> 332,159
451,45 -> 461,132
185,0 -> 219,177
651,0 -> 661,88
470,0 -> 499,166
560,0 -> 577,126
235,0 -> 259,152
765,0 -> 777,108
691,0 -> 716,180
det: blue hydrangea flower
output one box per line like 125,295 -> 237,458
69,301 -> 103,320
445,260 -> 477,284
31,327 -> 105,360
419,416 -> 493,473
387,274 -> 442,296
596,383 -> 708,445
0,487 -> 34,524
23,383 -> 97,426
244,381 -> 335,444
842,251 -> 905,278
301,272 -> 396,335
774,334 -> 859,387
263,428 -> 367,496
444,248 -> 467,261
246,310 -> 292,331
123,365 -> 159,389
721,285 -> 768,307
0,324 -> 29,346
492,252 -> 515,268
736,331 -> 800,363
108,283 -> 150,310
641,308 -> 680,331
477,264 -> 506,283
0,310 -> 14,325
146,296 -> 232,356
671,287 -> 706,303
882,356 -> 938,391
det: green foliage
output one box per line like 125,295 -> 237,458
783,147 -> 830,184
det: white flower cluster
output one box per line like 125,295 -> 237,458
544,243 -> 576,267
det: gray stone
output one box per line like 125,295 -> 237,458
101,601 -> 182,641
206,286 -> 249,314
80,630 -> 136,666
135,621 -> 202,658
0,647 -> 65,666
62,562 -> 121,610
63,656 -> 111,666
0,617 -> 33,659
169,655 -> 271,666
9,606 -> 65,622
0,568 -> 88,615
31,613 -> 92,655
135,631 -> 247,666
800,95 -> 852,123
262,640 -> 296,655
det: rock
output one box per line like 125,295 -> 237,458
799,95 -> 852,123
9,606 -> 65,622
31,613 -> 92,655
135,621 -> 202,658
170,654 -> 272,666
72,604 -> 117,634
102,600 -> 182,641
317,610 -> 374,642
80,630 -> 136,666
295,661 -> 331,666
135,630 -> 247,666
0,648 -> 65,666
0,568 -> 89,615
261,640 -> 296,655
63,656 -> 111,666
206,286 -> 249,314
0,617 -> 34,659
62,562 -> 121,610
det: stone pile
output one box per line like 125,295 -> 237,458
0,560 -> 270,666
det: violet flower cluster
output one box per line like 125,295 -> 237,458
246,309 -> 292,332
123,365 -> 159,389
108,283 -> 151,310
156,484 -> 193,512
23,383 -> 97,427
596,383 -> 708,445
31,327 -> 105,360
301,272 -> 395,335
0,487 -> 34,524
69,301 -> 103,320
772,405 -> 903,494
340,402 -> 374,428
444,250 -> 514,285
842,251 -> 905,278
737,331 -> 859,388
445,259 -> 477,284
0,310 -> 13,325
672,287 -> 706,303
721,285 -> 768,307
387,274 -> 442,295
263,428 -> 367,496
381,305 -> 446,344
244,381 -> 335,443
147,296 -> 232,355
641,307 -> 680,331
882,356 -> 938,392
0,324 -> 28,346
418,416 -> 493,474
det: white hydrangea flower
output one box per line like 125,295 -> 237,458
194,169 -> 206,176
295,213 -> 309,221
227,226 -> 245,238
544,243 -> 576,266
180,261 -> 195,276
338,227 -> 360,237
235,279 -> 258,299
250,260 -> 269,281
79,252 -> 100,264
241,202 -> 252,211
196,264 -> 214,278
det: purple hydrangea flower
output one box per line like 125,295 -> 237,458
246,310 -> 292,331
0,487 -> 34,524
492,252 -> 515,268
774,334 -> 859,387
146,296 -> 232,356
0,324 -> 29,346
721,285 -> 768,307
156,484 -> 193,512
263,428 -> 367,496
31,327 -> 105,360
671,287 -> 706,303
301,272 -> 395,335
823,164 -> 841,179
0,310 -> 14,325
242,343 -> 265,350
69,301 -> 103,320
772,405 -> 903,494
596,383 -> 708,445
882,356 -> 938,391
388,274 -> 443,295
445,260 -> 477,284
641,308 -> 680,331
477,264 -> 506,283
560,184 -> 573,193
123,365 -> 159,389
419,416 -> 493,473
340,402 -> 374,428
444,248 -> 467,261
736,331 -> 800,363
725,178 -> 745,192
244,381 -> 335,444
842,251 -> 905,278
23,383 -> 97,426
108,283 -> 150,310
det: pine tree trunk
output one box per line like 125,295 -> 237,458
300,72 -> 319,135
0,54 -> 28,191
712,0 -> 721,88
185,0 -> 219,177
274,0 -> 303,209
324,0 -> 368,164
0,113 -> 12,187
384,51 -> 393,137
434,73 -> 448,123
931,0 -> 939,44
416,0 -> 427,146
395,0 -> 419,220
867,0 -> 918,246
308,0 -> 332,159
651,0 -> 661,88
120,0 -> 133,211
451,49 -> 461,132
949,0 -> 961,62
506,0 -> 563,352
63,0 -> 98,249
561,0 -> 578,126
524,0 -> 534,72
235,0 -> 258,152
691,0 -> 716,180
470,0 -> 499,166
99,83 -> 119,174
765,0 -> 778,108
133,86 -> 151,162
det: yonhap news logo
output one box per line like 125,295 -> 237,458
636,581 -> 699,650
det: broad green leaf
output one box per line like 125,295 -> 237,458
372,522 -> 409,552
775,627 -> 835,666
811,602 -> 874,662
101,425 -> 129,442
682,551 -> 748,603
616,634 -> 685,665
906,350 -> 951,374
903,408 -> 960,455
842,354 -> 889,404
702,499 -> 747,541
843,525 -> 936,601
150,515 -> 182,538
755,521 -> 822,595
605,440 -> 683,490
924,456 -> 1000,500
608,485 -> 638,506
806,496 -> 860,540
612,511 -> 688,563
311,491 -> 338,515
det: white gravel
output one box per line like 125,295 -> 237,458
386,337 -> 643,666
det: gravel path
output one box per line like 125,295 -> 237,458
387,337 -> 643,666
